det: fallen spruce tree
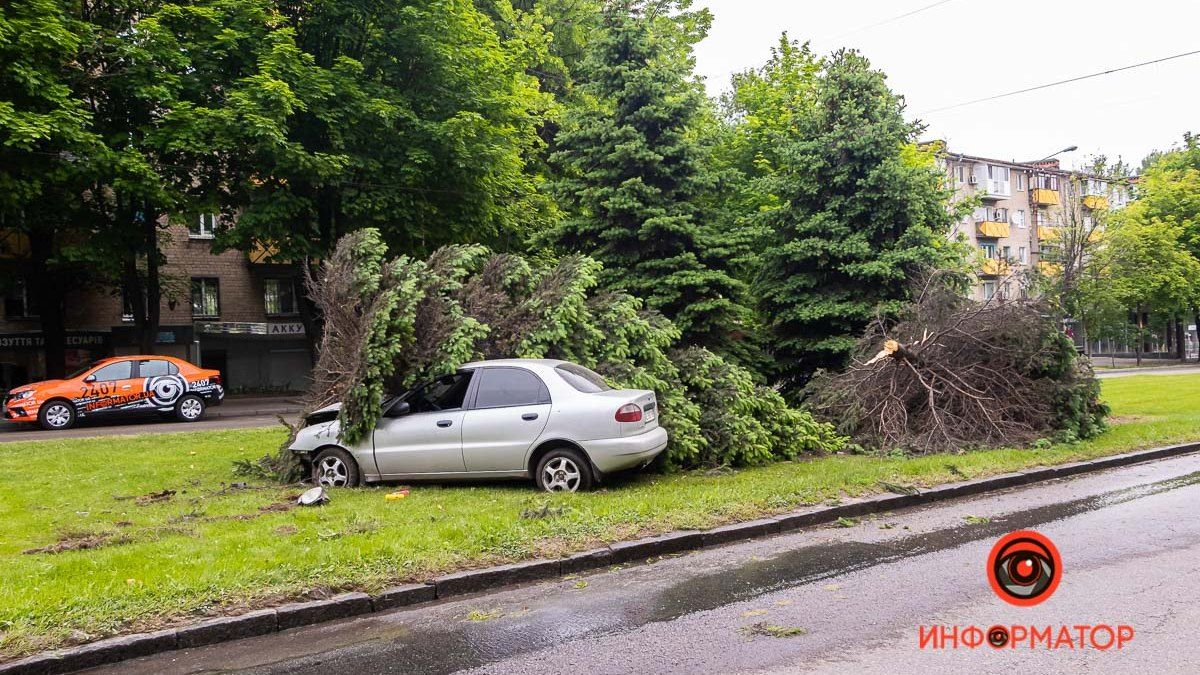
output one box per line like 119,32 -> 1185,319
244,229 -> 844,480
804,273 -> 1108,454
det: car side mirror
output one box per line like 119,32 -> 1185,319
386,401 -> 410,418
83,375 -> 96,383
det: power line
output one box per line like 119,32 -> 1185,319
920,48 -> 1200,115
822,0 -> 961,42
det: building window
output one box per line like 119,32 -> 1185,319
1034,174 -> 1059,191
1019,246 -> 1028,264
189,213 -> 217,239
3,280 -> 37,319
191,278 -> 220,317
982,281 -> 997,300
1016,174 -> 1025,191
957,166 -> 965,182
1013,209 -> 1026,227
980,243 -> 997,259
264,278 -> 298,316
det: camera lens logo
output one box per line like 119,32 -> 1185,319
987,530 -> 1061,606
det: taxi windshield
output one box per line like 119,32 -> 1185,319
67,361 -> 102,379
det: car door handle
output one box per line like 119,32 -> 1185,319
521,413 -> 539,421
436,419 -> 453,428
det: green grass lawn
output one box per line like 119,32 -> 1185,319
1,373 -> 1199,658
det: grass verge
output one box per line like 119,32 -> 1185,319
2,373 -> 1199,659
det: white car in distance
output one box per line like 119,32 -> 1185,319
289,359 -> 667,492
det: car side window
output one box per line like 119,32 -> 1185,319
91,361 -> 132,382
473,368 -> 550,408
408,372 -> 473,413
137,360 -> 174,377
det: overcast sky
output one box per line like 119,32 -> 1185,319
693,0 -> 1200,170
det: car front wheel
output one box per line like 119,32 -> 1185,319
535,448 -> 593,493
38,400 -> 76,430
312,447 -> 361,487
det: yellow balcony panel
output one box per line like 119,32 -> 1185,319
248,241 -> 289,265
1038,261 -> 1062,276
1082,195 -> 1109,210
980,258 -> 1007,276
1037,226 -> 1061,241
976,221 -> 1010,238
0,229 -> 30,259
1032,188 -> 1060,206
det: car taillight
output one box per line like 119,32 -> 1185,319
615,403 -> 642,423
212,374 -> 222,385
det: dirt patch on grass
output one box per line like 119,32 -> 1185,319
1108,415 -> 1164,426
22,524 -> 197,555
22,533 -> 128,555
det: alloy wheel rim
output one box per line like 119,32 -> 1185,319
181,398 -> 203,419
543,457 -> 581,492
46,404 -> 71,427
318,457 -> 348,487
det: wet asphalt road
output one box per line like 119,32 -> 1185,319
0,397 -> 298,442
86,452 -> 1200,675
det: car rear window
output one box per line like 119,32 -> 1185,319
554,363 -> 611,393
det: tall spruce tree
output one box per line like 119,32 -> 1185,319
755,49 -> 960,395
546,0 -> 749,352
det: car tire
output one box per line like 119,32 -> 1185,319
535,447 -> 593,493
38,399 -> 77,430
312,447 -> 361,488
175,394 -> 206,422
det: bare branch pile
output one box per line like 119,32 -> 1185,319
805,273 -> 1107,454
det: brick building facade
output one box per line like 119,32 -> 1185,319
0,217 -> 311,392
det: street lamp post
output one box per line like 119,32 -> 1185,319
1032,145 -> 1078,163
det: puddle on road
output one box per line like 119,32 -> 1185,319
241,470 -> 1200,675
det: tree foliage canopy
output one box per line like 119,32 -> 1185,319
752,49 -> 963,395
297,229 -> 844,470
545,0 -> 752,354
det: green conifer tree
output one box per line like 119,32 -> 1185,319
755,50 -> 960,395
546,0 -> 749,352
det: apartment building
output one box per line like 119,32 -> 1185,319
0,217 -> 311,391
939,149 -> 1131,301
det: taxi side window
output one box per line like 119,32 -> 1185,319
91,361 -> 132,382
137,360 -> 176,377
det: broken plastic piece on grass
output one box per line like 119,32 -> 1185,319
297,487 -> 329,506
385,489 -> 410,501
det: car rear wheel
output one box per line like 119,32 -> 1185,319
175,394 -> 206,422
38,400 -> 76,430
312,447 -> 360,488
535,448 -> 593,493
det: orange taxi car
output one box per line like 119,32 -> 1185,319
3,355 -> 224,430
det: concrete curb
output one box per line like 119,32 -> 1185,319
4,440 -> 1198,674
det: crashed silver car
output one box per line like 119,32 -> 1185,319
289,359 -> 667,492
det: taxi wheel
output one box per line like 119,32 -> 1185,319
175,394 -> 206,422
38,400 -> 77,430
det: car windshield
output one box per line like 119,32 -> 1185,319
555,363 -> 612,393
67,361 -> 103,379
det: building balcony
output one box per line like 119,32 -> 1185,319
248,240 -> 288,265
980,258 -> 1008,276
1082,195 -> 1109,210
0,229 -> 30,259
1037,226 -> 1060,241
1038,261 -> 1062,276
976,220 -> 1010,239
1032,188 -> 1060,206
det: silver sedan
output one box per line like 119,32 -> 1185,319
289,359 -> 667,492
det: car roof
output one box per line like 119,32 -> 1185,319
458,358 -> 569,370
